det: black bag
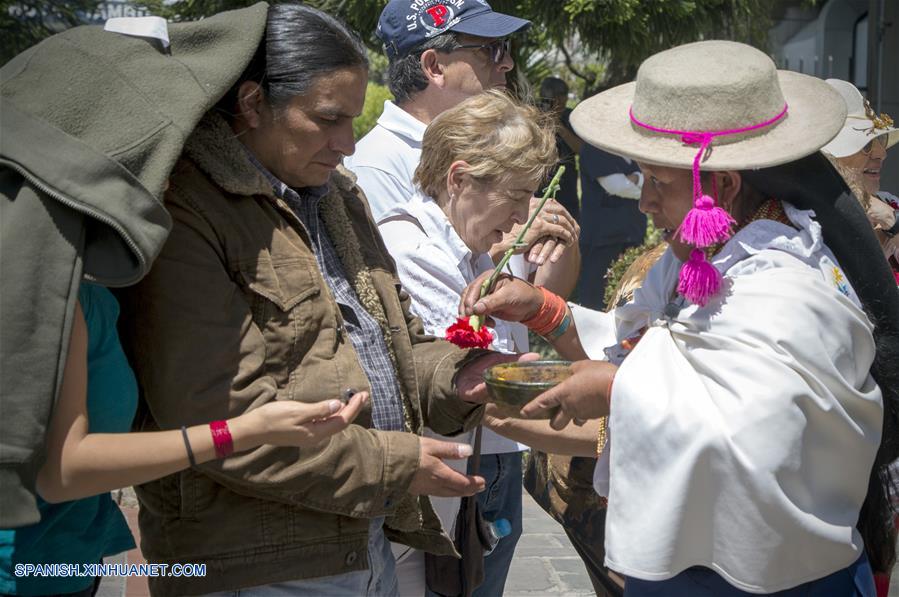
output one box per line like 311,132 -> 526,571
425,426 -> 492,597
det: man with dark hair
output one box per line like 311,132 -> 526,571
346,2 -> 581,596
540,76 -> 583,222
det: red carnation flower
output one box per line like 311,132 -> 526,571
445,317 -> 493,349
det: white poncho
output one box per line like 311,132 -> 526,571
572,204 -> 883,593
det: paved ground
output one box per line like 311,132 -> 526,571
98,489 -> 899,596
96,491 -> 594,597
505,493 -> 595,596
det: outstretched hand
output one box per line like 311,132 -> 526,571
242,392 -> 368,448
520,361 -> 617,430
408,437 -> 485,497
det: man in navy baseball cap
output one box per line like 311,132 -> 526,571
377,0 -> 531,59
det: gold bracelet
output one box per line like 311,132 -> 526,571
596,416 -> 608,457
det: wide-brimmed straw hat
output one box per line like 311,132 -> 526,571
570,40 -> 846,171
820,79 -> 898,158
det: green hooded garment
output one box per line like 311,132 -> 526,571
0,3 -> 268,527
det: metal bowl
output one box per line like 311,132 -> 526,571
484,360 -> 572,419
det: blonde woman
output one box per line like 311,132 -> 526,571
378,90 -> 571,595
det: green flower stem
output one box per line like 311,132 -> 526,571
470,165 -> 566,331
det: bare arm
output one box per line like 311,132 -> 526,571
483,404 -> 599,457
532,240 -> 581,299
35,300 -> 366,504
558,124 -> 584,155
459,273 -> 589,362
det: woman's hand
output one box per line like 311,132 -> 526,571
520,361 -> 617,430
867,196 -> 897,231
492,197 -> 580,266
234,392 -> 368,449
459,271 -> 544,325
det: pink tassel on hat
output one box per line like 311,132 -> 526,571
675,134 -> 735,248
677,194 -> 736,247
629,104 -> 789,304
678,249 -> 721,306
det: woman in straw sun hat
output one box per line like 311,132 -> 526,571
821,78 -> 899,283
460,40 -> 899,595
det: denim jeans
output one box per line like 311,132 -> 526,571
470,452 -> 524,597
623,551 -> 875,597
200,517 -> 398,597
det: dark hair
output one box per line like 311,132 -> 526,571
742,154 -> 899,572
218,3 -> 368,117
540,76 -> 568,100
387,32 -> 460,104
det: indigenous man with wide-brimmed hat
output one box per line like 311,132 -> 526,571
459,40 -> 899,595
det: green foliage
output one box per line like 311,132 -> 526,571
0,0 -> 102,64
153,0 -> 779,96
600,222 -> 665,308
3,0 -> 783,102
602,240 -> 657,309
354,81 -> 392,140
367,48 -> 389,85
528,330 -> 561,360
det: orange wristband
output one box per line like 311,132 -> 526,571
522,287 -> 566,336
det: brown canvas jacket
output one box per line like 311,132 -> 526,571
117,113 -> 484,595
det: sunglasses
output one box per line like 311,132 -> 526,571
455,39 -> 512,65
861,135 -> 887,155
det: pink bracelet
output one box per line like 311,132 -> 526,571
209,420 -> 233,459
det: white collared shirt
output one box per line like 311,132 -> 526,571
379,192 -> 529,458
346,101 -> 425,224
348,100 -> 532,457
380,192 -> 525,354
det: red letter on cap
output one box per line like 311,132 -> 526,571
426,5 -> 449,27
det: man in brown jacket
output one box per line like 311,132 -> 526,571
116,5 -> 522,596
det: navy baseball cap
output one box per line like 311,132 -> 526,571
377,0 -> 531,59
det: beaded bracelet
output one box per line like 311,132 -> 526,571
596,417 -> 608,456
596,372 -> 616,456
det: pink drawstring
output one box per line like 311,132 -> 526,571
629,104 -> 788,305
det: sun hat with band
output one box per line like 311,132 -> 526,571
821,79 -> 898,158
570,40 -> 847,305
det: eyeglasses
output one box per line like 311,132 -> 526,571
861,135 -> 888,155
454,39 -> 512,65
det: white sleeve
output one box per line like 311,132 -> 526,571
568,304 -> 618,360
598,173 -> 642,200
378,219 -> 468,338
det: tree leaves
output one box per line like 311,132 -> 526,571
2,0 -> 779,96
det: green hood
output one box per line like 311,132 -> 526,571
0,3 -> 268,526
